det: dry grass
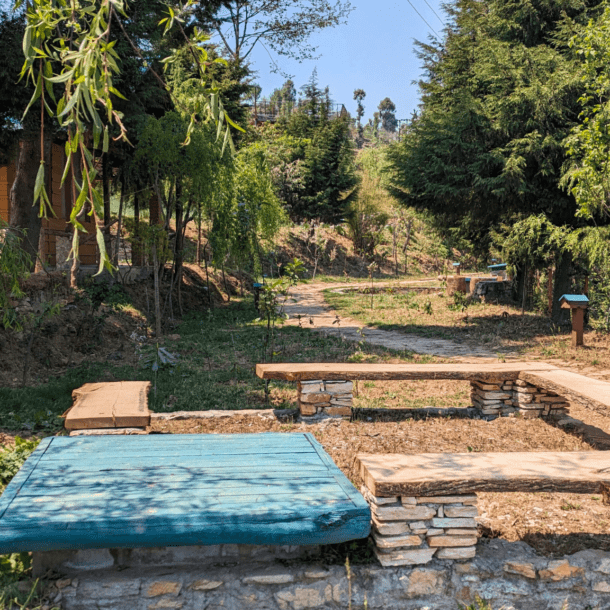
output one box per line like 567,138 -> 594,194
325,287 -> 610,370
151,411 -> 610,557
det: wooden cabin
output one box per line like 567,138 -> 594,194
0,143 -> 98,267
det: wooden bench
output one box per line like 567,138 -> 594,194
256,362 -> 610,420
356,451 -> 610,566
0,433 -> 370,554
62,381 -> 151,433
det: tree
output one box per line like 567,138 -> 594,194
378,97 -> 397,133
196,0 -> 352,67
387,0 -> 608,323
562,6 -> 610,220
353,88 -> 366,146
18,0 -> 239,277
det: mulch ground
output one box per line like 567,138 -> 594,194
150,407 -> 610,558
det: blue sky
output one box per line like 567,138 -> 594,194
231,0 -> 447,122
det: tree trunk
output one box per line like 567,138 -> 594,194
9,133 -> 51,270
113,179 -> 125,266
132,191 -> 142,266
551,252 -> 572,325
102,154 -> 112,256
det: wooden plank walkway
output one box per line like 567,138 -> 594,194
0,433 -> 370,553
256,362 -> 559,382
357,451 -> 610,497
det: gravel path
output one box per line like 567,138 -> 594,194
283,281 -> 500,360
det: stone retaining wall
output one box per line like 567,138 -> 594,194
40,540 -> 610,610
363,487 -> 479,566
470,379 -> 569,420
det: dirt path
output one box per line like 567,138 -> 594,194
284,281 -> 500,360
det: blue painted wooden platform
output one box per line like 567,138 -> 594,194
0,433 -> 370,553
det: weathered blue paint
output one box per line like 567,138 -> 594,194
488,263 -> 507,271
0,433 -> 370,553
559,294 -> 589,304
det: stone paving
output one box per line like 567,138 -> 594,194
283,281 -> 499,360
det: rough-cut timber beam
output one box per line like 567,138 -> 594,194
357,451 -> 610,497
256,362 -> 559,382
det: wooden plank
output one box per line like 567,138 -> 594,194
64,382 -> 151,430
357,451 -> 610,497
520,370 -> 610,417
9,490 -> 351,517
256,362 -> 559,382
22,472 -> 338,490
0,515 -> 372,553
305,434 -> 370,512
18,479 -> 341,500
48,432 -> 313,449
32,455 -> 326,474
0,438 -> 53,519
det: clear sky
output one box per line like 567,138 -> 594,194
235,0 -> 447,123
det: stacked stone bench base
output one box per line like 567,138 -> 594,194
362,486 -> 479,566
470,379 -> 569,420
298,380 -> 353,420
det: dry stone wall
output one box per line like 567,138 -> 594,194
470,379 -> 569,420
297,378 -> 569,422
40,540 -> 610,610
298,380 -> 353,419
363,487 -> 479,566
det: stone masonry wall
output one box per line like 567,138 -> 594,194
40,539 -> 610,610
470,379 -> 569,420
298,380 -> 353,419
362,487 -> 478,566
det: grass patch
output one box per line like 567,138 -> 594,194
324,287 -> 578,356
0,297 -> 424,434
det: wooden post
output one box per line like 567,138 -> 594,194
571,307 -> 584,347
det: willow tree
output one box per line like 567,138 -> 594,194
17,0 -> 238,283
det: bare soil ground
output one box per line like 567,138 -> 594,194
150,411 -> 610,558
0,263 -> 241,389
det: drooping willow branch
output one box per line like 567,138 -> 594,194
17,0 -> 241,275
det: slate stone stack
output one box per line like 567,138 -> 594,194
298,380 -> 353,419
362,486 -> 479,566
470,379 -> 569,420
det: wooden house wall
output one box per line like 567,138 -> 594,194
0,145 -> 98,266
0,164 -> 15,224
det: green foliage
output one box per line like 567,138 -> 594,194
378,97 -> 397,133
0,437 -> 40,489
563,7 -> 610,219
0,221 -> 31,329
347,148 -> 393,256
492,214 -> 571,276
19,0 -> 238,272
387,0 -> 604,254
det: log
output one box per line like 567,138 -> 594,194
357,451 -> 610,497
256,362 -> 559,382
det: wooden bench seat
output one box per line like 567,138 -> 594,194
357,451 -> 610,497
256,362 -> 559,382
0,433 -> 370,554
63,381 -> 151,431
356,451 -> 610,566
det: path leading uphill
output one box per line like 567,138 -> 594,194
283,281 -> 500,360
